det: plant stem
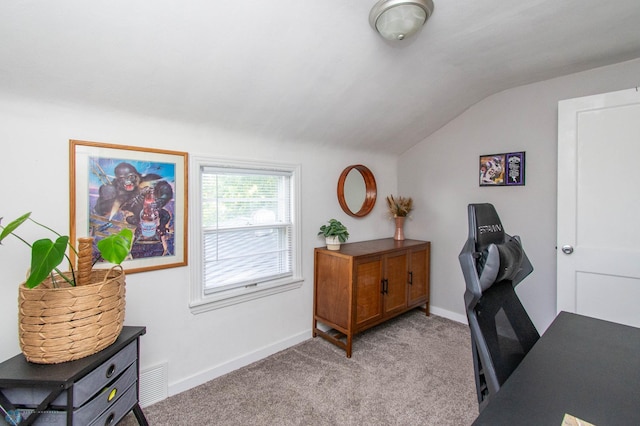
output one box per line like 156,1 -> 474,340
54,267 -> 75,287
28,217 -> 79,257
2,229 -> 32,248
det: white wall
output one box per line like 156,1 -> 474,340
399,58 -> 640,332
3,57 -> 640,401
0,95 -> 398,397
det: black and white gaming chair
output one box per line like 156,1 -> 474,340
458,203 -> 539,411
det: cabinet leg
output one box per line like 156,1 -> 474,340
133,403 -> 149,426
417,304 -> 430,316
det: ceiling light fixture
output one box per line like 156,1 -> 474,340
369,0 -> 434,41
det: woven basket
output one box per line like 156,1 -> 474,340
18,265 -> 126,364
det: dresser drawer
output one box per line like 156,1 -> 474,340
3,340 -> 137,408
14,362 -> 138,425
89,382 -> 137,426
73,341 -> 137,407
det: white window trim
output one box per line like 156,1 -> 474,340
189,155 -> 303,314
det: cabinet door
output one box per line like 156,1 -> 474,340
383,250 -> 409,316
355,257 -> 384,328
408,246 -> 429,307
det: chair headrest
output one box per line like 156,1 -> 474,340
468,203 -> 505,250
460,203 -> 534,307
477,236 -> 525,291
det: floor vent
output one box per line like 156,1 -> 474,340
139,363 -> 168,407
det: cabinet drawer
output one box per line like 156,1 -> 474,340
4,340 -> 137,408
73,341 -> 137,407
13,362 -> 137,425
78,361 -> 138,425
89,382 -> 137,426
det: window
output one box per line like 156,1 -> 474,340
190,156 -> 302,313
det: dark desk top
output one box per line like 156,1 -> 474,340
0,326 -> 146,388
473,312 -> 640,426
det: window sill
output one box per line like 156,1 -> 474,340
189,277 -> 304,314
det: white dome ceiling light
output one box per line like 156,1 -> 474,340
369,0 -> 435,41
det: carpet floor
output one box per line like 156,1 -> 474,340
121,310 -> 479,425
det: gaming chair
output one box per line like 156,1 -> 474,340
458,203 -> 539,411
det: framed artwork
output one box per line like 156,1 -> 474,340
70,140 -> 188,273
479,151 -> 525,187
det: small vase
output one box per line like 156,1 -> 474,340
326,236 -> 341,251
394,216 -> 406,241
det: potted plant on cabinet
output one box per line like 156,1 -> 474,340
0,212 -> 133,364
318,218 -> 349,250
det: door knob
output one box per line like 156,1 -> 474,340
561,245 -> 574,254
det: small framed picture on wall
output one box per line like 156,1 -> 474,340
479,151 -> 525,187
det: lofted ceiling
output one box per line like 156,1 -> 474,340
1,1 -> 640,154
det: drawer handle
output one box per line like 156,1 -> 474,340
108,387 -> 118,402
106,363 -> 116,378
408,271 -> 413,285
105,413 -> 115,426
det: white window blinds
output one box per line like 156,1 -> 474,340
201,166 -> 293,293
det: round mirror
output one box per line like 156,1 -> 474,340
337,165 -> 377,217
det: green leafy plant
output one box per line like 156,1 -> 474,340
318,219 -> 349,243
0,212 -> 133,289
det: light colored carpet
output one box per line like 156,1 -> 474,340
121,310 -> 479,425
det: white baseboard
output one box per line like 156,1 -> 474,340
430,305 -> 468,324
167,330 -> 311,397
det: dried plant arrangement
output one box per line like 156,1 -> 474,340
386,195 -> 413,218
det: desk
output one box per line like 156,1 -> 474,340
0,326 -> 148,426
473,312 -> 640,425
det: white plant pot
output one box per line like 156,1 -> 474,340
325,236 -> 341,251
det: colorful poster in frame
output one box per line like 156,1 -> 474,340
70,140 -> 188,273
479,151 -> 525,187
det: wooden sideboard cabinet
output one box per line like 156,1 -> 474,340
313,238 -> 430,357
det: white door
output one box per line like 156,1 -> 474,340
557,88 -> 640,328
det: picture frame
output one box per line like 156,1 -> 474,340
70,140 -> 188,273
479,151 -> 525,187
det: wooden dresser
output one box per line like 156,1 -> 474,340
313,238 -> 430,357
